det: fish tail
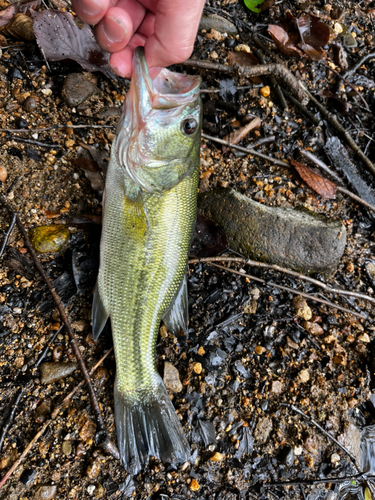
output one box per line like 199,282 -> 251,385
114,376 -> 190,475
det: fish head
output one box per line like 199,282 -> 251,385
116,47 -> 202,194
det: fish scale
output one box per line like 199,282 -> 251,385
92,47 -> 202,474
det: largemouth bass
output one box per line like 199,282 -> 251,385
92,47 -> 202,475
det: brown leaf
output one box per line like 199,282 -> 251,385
268,23 -> 303,58
228,51 -> 262,84
223,116 -> 261,153
71,157 -> 101,173
297,15 -> 330,60
0,12 -> 34,40
290,158 -> 337,199
0,0 -> 40,28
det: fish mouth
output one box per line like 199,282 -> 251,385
132,46 -> 201,116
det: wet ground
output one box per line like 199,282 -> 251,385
0,0 -> 375,499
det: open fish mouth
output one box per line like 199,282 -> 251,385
116,47 -> 201,194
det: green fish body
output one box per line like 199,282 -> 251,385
92,48 -> 202,474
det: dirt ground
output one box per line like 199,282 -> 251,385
0,0 -> 375,499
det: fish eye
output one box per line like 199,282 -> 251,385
181,117 -> 198,135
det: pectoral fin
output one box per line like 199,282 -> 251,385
162,274 -> 188,335
92,283 -> 109,341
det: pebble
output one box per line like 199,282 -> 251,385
260,86 -> 270,97
7,66 -> 23,80
358,333 -> 370,343
298,369 -> 310,383
75,442 -> 86,457
52,346 -> 63,362
93,366 -> 109,388
15,117 -> 28,129
20,468 -> 37,485
163,361 -> 183,393
193,362 -> 202,374
29,225 -> 70,253
71,319 -> 87,332
79,418 -> 96,442
34,401 -> 51,424
0,166 -> 8,182
22,96 -> 37,111
94,484 -> 105,498
62,441 -> 73,456
39,362 -> 78,384
190,479 -> 200,491
34,484 -> 57,499
271,380 -> 283,394
235,44 -> 251,53
293,296 -> 312,321
210,452 -> 224,462
254,416 -> 273,443
303,321 -> 323,336
86,459 -> 101,479
61,73 -> 96,107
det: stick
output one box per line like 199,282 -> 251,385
0,389 -> 24,455
0,213 -> 16,259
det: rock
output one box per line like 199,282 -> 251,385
62,441 -> 72,456
86,459 -> 101,479
79,418 -> 96,443
210,452 -> 224,462
193,362 -> 202,374
34,485 -> 57,499
0,166 -> 8,182
29,225 -> 70,253
198,188 -> 347,275
20,468 -> 37,485
254,416 -> 273,443
199,14 -> 237,34
163,361 -> 183,393
293,296 -> 312,321
52,346 -> 63,362
39,362 -> 78,384
61,73 -> 96,107
271,380 -> 283,394
298,369 -> 310,383
190,479 -> 200,491
34,401 -> 51,423
22,96 -> 37,111
338,422 -> 362,467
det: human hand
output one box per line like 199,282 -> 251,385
72,0 -> 206,78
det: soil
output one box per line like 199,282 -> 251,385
0,0 -> 375,499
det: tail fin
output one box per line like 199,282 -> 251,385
114,376 -> 190,475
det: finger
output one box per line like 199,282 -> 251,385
144,0 -> 206,68
110,33 -> 146,77
94,0 -> 146,52
72,0 -> 114,26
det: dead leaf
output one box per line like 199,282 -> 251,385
71,157 -> 101,173
268,23 -> 303,58
0,12 -> 34,40
0,0 -> 40,29
290,158 -> 337,199
297,15 -> 330,60
228,51 -> 262,84
223,116 -> 261,153
31,10 -> 116,79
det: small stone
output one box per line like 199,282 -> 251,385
52,346 -> 63,362
332,353 -> 347,366
0,166 -> 8,182
65,139 -> 75,148
62,441 -> 72,456
34,484 -> 57,499
244,300 -> 257,314
79,418 -> 96,442
197,346 -> 205,356
29,225 -> 70,253
254,416 -> 273,443
199,13 -> 237,35
293,296 -> 312,321
235,44 -> 251,53
22,96 -> 37,111
93,367 -> 109,388
61,73 -> 96,107
193,362 -> 202,374
331,452 -> 340,464
34,401 -> 51,424
206,28 -> 225,41
210,452 -> 224,462
87,485 -> 95,495
260,86 -> 270,97
271,380 -> 283,394
39,362 -> 78,384
255,345 -> 266,355
358,333 -> 370,343
305,455 -> 314,467
20,468 -> 37,485
346,261 -> 355,273
41,88 -> 52,96
163,361 -> 183,393
298,369 -> 310,383
190,479 -> 200,491
75,442 -> 86,457
94,484 -> 105,498
303,321 -> 323,336
86,459 -> 101,479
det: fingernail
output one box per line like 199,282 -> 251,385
80,0 -> 103,16
102,16 -> 128,44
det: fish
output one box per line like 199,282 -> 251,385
92,47 -> 202,475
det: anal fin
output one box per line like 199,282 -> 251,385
92,282 -> 109,340
162,274 -> 188,335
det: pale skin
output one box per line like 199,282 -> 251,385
72,0 -> 206,78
